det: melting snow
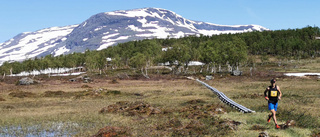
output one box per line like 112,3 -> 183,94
94,26 -> 107,31
54,46 -> 70,56
8,67 -> 85,77
83,22 -> 87,27
127,25 -> 144,32
98,42 -> 116,50
284,73 -> 320,78
98,35 -> 130,50
188,61 -> 205,66
102,33 -> 119,40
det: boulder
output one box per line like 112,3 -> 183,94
279,120 -> 296,129
18,77 -> 34,85
259,131 -> 269,137
205,75 -> 213,80
232,70 -> 242,76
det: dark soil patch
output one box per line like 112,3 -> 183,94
105,90 -> 121,95
156,119 -> 207,136
9,91 -> 36,98
156,117 -> 241,136
218,120 -> 242,131
43,89 -> 120,99
184,99 -> 206,105
156,118 -> 183,130
250,124 -> 267,131
3,105 -> 15,109
179,103 -> 226,119
0,96 -> 5,101
81,84 -> 92,88
43,90 -> 70,97
311,128 -> 320,137
99,101 -> 161,117
91,126 -> 130,137
109,79 -> 119,84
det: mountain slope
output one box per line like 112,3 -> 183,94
0,7 -> 268,65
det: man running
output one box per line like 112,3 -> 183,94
264,78 -> 282,129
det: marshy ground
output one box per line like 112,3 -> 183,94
0,58 -> 320,136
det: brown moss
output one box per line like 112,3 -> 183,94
43,90 -> 66,97
91,126 -> 130,137
9,91 -> 36,98
311,128 -> 320,137
109,79 -> 119,84
3,105 -> 15,109
81,84 -> 92,88
179,104 -> 226,119
0,96 -> 5,101
185,99 -> 206,104
99,101 -> 161,117
157,119 -> 208,136
250,124 -> 267,131
218,120 -> 242,131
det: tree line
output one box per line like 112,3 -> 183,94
0,26 -> 319,75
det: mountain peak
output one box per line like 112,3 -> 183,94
104,7 -> 179,18
0,8 -> 269,65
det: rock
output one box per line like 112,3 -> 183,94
69,78 -> 76,82
83,76 -> 92,83
232,70 -> 242,76
18,77 -> 34,85
279,120 -> 296,129
259,131 -> 269,137
286,120 -> 296,127
205,75 -> 213,80
69,75 -> 92,83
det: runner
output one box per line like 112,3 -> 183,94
264,78 -> 282,129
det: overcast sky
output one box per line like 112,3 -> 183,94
0,0 -> 319,43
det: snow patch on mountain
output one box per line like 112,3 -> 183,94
0,25 -> 77,65
127,25 -> 145,32
0,8 -> 269,66
54,46 -> 70,57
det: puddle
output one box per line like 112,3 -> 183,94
0,122 -> 78,137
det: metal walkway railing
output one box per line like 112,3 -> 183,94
194,78 -> 255,113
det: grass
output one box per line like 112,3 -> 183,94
0,58 -> 319,136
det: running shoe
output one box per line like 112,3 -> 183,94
275,124 -> 280,129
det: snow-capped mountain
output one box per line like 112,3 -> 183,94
0,7 -> 268,65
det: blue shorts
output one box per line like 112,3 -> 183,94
268,102 -> 278,111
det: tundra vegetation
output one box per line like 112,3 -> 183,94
0,26 -> 319,136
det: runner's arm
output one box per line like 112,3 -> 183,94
277,86 -> 282,100
264,88 -> 269,100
